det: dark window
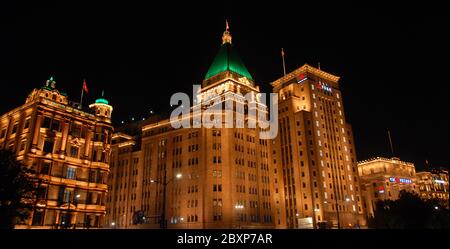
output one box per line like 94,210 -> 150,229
32,210 -> 45,226
51,120 -> 61,132
12,124 -> 18,134
0,129 -> 5,138
40,162 -> 51,175
42,117 -> 51,129
70,124 -> 82,137
24,119 -> 30,130
43,139 -> 54,153
70,147 -> 79,158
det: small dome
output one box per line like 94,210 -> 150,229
95,98 -> 109,105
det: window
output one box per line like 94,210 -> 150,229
70,124 -> 81,137
0,129 -> 5,138
40,162 -> 51,175
24,119 -> 30,130
67,167 -> 76,179
70,146 -> 79,158
51,120 -> 61,132
32,209 -> 45,226
42,117 -> 51,129
43,139 -> 54,153
63,189 -> 72,203
11,123 -> 18,134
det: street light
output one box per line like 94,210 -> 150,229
150,172 -> 182,229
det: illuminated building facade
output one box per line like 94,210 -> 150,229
0,78 -> 113,228
270,65 -> 366,228
357,157 -> 418,218
416,169 -> 449,206
106,25 -> 278,229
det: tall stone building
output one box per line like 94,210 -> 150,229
0,77 -> 113,228
271,65 -> 366,228
106,24 -> 278,228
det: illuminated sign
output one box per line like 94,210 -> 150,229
378,186 -> 385,194
316,81 -> 332,93
434,180 -> 446,184
389,177 -> 412,184
297,74 -> 307,83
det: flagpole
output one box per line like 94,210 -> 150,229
80,79 -> 85,109
281,48 -> 286,76
387,130 -> 395,157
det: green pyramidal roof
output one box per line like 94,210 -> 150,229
205,42 -> 253,80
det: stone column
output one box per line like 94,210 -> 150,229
84,129 -> 93,159
31,115 -> 43,151
60,122 -> 70,154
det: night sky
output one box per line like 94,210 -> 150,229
1,1 -> 448,170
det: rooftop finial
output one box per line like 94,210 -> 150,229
222,19 -> 232,44
46,76 -> 56,89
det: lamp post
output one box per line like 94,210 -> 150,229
151,172 -> 182,229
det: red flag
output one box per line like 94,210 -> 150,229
83,80 -> 88,93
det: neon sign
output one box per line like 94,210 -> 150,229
388,177 -> 412,184
297,74 -> 307,83
316,81 -> 332,93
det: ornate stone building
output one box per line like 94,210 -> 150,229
106,24 -> 278,229
0,77 -> 113,228
416,169 -> 449,206
357,157 -> 418,218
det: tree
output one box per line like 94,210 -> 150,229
368,190 -> 449,229
0,149 -> 36,229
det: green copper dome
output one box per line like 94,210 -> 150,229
95,98 -> 109,105
204,42 -> 253,80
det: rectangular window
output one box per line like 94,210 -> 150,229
12,123 -> 18,134
70,146 -> 79,158
63,189 -> 72,203
32,210 -> 45,226
43,139 -> 54,153
42,117 -> 51,129
40,162 -> 51,175
67,167 -> 76,179
24,119 -> 30,130
51,120 -> 61,132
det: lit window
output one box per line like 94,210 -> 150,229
67,167 -> 76,179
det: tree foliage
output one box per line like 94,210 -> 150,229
0,149 -> 36,229
369,190 -> 449,229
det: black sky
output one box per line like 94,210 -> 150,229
0,1 -> 448,170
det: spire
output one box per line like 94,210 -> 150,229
222,19 -> 232,44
